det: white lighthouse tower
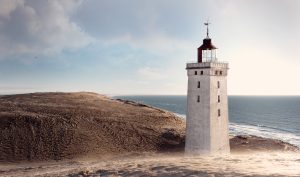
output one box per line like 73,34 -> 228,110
185,22 -> 230,155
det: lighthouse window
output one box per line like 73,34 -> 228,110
218,95 -> 220,103
195,71 -> 197,75
215,70 -> 218,75
197,81 -> 200,88
220,71 -> 223,75
217,81 -> 220,88
200,71 -> 203,75
218,109 -> 221,117
197,96 -> 200,102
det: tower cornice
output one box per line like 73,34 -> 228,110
186,62 -> 228,69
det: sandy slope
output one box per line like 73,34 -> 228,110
0,92 -> 185,162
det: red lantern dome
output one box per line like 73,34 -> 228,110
197,22 -> 218,63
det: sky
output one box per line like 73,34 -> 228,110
0,0 -> 300,95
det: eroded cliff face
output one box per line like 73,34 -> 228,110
0,92 -> 185,162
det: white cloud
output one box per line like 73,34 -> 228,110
0,0 -> 93,58
0,0 -> 22,17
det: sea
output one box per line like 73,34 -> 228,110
114,95 -> 300,148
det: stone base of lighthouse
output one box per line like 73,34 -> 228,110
185,62 -> 230,155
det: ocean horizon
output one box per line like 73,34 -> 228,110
114,95 -> 300,148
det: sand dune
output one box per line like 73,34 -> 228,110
0,92 -> 298,162
0,92 -> 299,176
0,92 -> 185,162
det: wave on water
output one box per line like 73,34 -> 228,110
172,113 -> 300,148
114,96 -> 300,148
173,113 -> 186,119
229,122 -> 300,148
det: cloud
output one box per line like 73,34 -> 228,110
0,0 -> 93,58
73,0 -> 212,52
0,0 -> 220,60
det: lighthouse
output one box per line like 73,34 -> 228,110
185,22 -> 230,155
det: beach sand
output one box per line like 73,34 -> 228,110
1,152 -> 300,176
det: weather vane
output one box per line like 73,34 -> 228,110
204,20 -> 210,38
